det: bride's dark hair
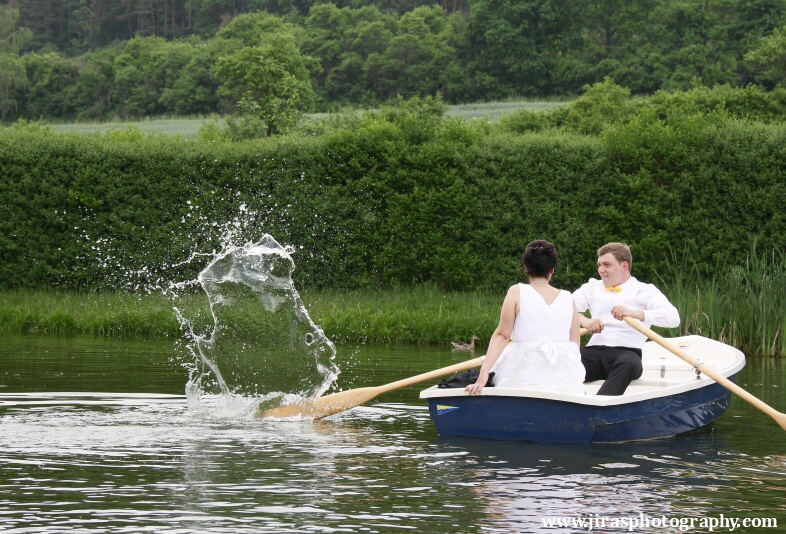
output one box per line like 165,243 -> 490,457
521,240 -> 558,277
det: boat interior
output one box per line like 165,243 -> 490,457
421,335 -> 746,405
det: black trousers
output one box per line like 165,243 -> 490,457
581,345 -> 643,396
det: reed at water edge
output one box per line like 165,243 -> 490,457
1,247 -> 784,357
659,244 -> 786,358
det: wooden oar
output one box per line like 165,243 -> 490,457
624,316 -> 786,431
261,328 -> 591,420
259,356 -> 484,419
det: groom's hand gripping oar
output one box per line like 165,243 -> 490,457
623,316 -> 786,431
259,356 -> 485,419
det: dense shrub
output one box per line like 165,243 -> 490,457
633,84 -> 786,123
2,104 -> 786,294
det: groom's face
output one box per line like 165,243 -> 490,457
597,253 -> 629,287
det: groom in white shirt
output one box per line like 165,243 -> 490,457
572,242 -> 680,395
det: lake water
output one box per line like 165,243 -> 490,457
1,335 -> 785,533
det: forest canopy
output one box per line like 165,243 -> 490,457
1,0 -> 786,122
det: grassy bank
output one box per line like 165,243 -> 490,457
0,262 -> 786,356
302,285 -> 499,345
1,247 -> 784,355
0,290 -> 183,338
0,286 -> 499,345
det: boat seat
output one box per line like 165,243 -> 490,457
642,362 -> 692,372
583,377 -> 689,395
628,378 -> 685,387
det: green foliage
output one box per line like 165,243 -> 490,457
499,78 -> 633,135
5,252 -> 786,354
214,13 -> 320,138
21,52 -> 80,118
67,47 -> 117,120
3,97 -> 786,301
89,36 -> 217,120
302,284 -> 500,345
637,84 -> 786,123
371,94 -> 448,143
0,5 -> 32,55
465,0 -> 586,98
745,25 -> 786,86
113,36 -> 172,117
112,36 -> 224,119
157,39 -> 222,116
600,109 -> 786,279
548,78 -> 632,135
500,81 -> 786,137
197,120 -> 229,142
215,45 -> 318,137
4,1 -> 786,121
497,108 -> 550,134
661,241 -> 786,357
0,290 -> 185,337
0,53 -> 28,119
0,7 -> 32,119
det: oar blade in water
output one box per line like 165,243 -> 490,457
260,356 -> 486,420
260,387 -> 380,419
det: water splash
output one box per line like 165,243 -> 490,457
177,234 -> 338,416
73,197 -> 338,416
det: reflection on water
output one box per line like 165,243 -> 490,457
0,335 -> 185,394
1,336 -> 786,532
454,434 -> 786,532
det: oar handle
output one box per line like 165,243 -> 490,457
381,331 -> 588,394
376,357 -> 485,395
265,333 -> 587,420
623,317 -> 786,430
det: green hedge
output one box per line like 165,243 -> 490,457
2,111 -> 786,293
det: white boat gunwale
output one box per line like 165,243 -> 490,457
420,334 -> 745,407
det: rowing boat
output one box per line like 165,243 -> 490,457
419,335 -> 745,443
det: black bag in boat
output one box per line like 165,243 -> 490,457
437,369 -> 495,388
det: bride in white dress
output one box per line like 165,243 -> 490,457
465,240 -> 585,396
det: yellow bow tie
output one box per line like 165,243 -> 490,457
604,286 -> 621,293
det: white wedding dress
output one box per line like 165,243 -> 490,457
489,284 -> 586,395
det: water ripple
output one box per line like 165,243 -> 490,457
2,388 -> 785,532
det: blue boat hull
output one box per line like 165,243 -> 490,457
426,376 -> 736,443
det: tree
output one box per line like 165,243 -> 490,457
113,35 -> 208,117
21,52 -> 80,118
214,13 -> 319,137
581,0 -> 655,55
367,5 -> 460,100
0,5 -> 32,120
466,0 -> 585,98
113,36 -> 169,117
0,4 -> 33,55
0,53 -> 28,120
215,39 -> 319,137
301,4 -> 396,105
746,26 -> 786,86
159,40 -> 223,115
550,77 -> 631,135
67,47 -> 117,119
